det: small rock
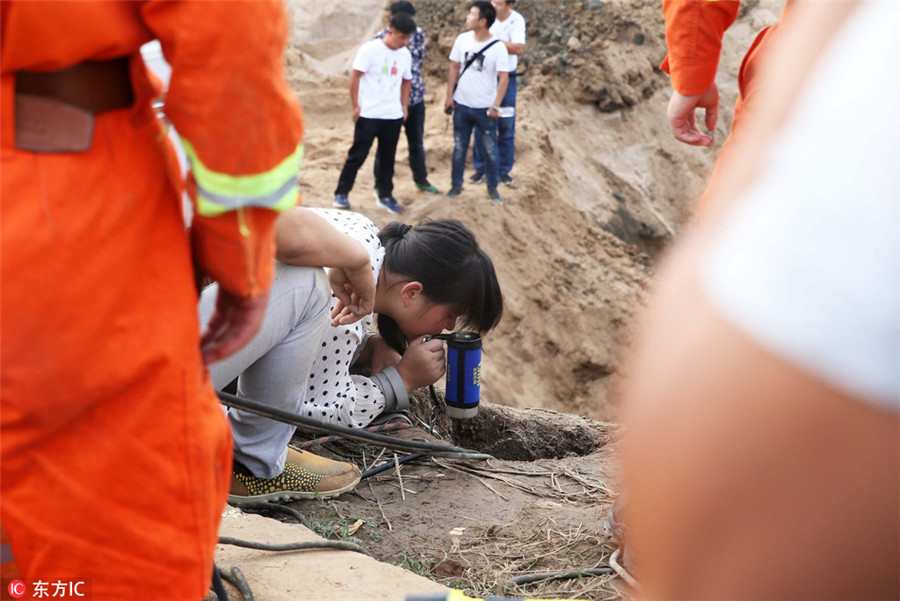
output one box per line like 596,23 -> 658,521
588,0 -> 605,9
567,35 -> 582,51
633,33 -> 645,45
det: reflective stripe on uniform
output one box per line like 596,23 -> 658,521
181,140 -> 304,217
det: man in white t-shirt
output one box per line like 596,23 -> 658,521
334,14 -> 414,215
444,1 -> 509,203
471,0 -> 525,187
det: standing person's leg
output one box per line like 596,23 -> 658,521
373,139 -> 383,196
451,105 -> 477,191
198,263 -> 330,478
497,75 -> 517,179
405,102 -> 430,186
373,118 -> 404,199
475,109 -> 501,192
695,23 -> 777,220
335,117 -> 378,196
472,112 -> 486,178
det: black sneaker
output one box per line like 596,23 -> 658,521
376,196 -> 404,215
469,172 -> 485,184
488,188 -> 502,204
333,194 -> 350,209
445,187 -> 462,198
500,174 -> 515,186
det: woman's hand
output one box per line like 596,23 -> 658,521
396,336 -> 446,393
329,264 -> 375,326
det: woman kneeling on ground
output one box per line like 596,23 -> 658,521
199,207 -> 503,505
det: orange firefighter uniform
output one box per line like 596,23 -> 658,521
660,0 -> 784,217
0,1 -> 303,598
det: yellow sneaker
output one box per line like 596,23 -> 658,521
228,448 -> 361,505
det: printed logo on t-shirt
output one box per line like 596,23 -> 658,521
463,51 -> 488,72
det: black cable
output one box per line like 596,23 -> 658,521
361,453 -> 424,479
218,566 -> 254,601
506,566 -> 615,585
218,535 -> 371,556
218,390 -> 493,460
211,565 -> 229,601
229,500 -> 313,530
298,421 -> 411,449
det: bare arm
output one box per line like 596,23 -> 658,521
502,41 -> 525,56
445,61 -> 460,113
400,78 -> 410,121
275,208 -> 375,322
349,69 -> 363,121
489,71 -> 509,119
621,236 -> 899,599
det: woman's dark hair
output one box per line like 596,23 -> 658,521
377,219 -> 503,353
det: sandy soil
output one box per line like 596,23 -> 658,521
212,2 -> 783,599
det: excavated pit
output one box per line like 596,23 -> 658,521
408,388 -> 616,461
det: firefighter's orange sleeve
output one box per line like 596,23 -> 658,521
140,0 -> 305,298
659,0 -> 740,95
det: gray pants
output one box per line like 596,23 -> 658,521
198,262 -> 330,478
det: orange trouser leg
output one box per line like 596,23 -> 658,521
696,23 -> 779,219
0,106 -> 230,600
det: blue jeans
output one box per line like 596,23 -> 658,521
375,101 -> 429,185
473,75 -> 516,176
452,103 -> 499,190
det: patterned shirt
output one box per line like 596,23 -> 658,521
375,26 -> 425,106
301,209 -> 387,428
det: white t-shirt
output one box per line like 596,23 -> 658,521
352,38 -> 412,120
449,31 -> 510,109
701,1 -> 900,413
490,9 -> 526,73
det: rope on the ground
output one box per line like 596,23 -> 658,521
211,565 -> 229,601
506,566 -> 614,585
299,421 -> 412,449
218,535 -> 371,556
217,565 -> 254,601
609,548 -> 639,588
218,391 -> 493,460
229,500 -> 313,530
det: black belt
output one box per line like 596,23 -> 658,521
16,57 -> 134,114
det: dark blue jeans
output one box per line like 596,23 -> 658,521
473,75 -> 516,176
374,101 -> 428,185
335,117 -> 403,197
452,103 -> 499,190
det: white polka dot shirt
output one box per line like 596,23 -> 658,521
303,209 -> 387,428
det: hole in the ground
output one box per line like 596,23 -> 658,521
409,388 -> 614,461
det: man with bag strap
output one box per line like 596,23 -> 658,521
1,1 -> 304,597
444,0 -> 510,204
470,0 -> 525,187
